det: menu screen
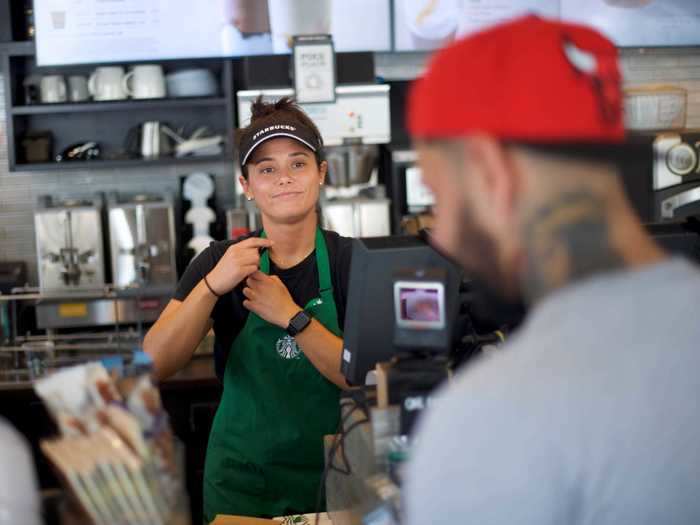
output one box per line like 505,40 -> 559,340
394,0 -> 559,51
561,0 -> 700,47
393,0 -> 700,51
34,0 -> 391,66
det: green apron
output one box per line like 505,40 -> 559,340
203,228 -> 341,522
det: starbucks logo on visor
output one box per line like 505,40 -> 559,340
276,334 -> 302,360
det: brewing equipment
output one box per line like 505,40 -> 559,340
34,196 -> 106,292
653,132 -> 700,221
31,193 -> 174,330
107,193 -> 177,289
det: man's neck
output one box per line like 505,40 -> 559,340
262,213 -> 318,270
519,189 -> 667,303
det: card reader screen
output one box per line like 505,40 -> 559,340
394,281 -> 445,330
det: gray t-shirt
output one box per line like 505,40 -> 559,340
405,258 -> 700,525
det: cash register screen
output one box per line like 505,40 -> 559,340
394,282 -> 445,330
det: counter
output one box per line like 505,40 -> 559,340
0,355 -> 222,524
0,353 -> 219,393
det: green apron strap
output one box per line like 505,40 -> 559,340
315,228 -> 332,294
259,229 -> 269,273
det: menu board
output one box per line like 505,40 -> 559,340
394,0 -> 559,51
34,0 -> 391,66
394,0 -> 700,51
561,0 -> 700,47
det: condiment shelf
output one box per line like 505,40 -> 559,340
0,40 -> 35,56
11,96 -> 228,115
2,41 -> 235,172
12,153 -> 229,171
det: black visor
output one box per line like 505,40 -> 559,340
239,122 -> 321,168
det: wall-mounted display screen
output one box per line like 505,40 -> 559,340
34,0 -> 391,66
561,0 -> 700,48
393,0 -> 700,52
393,0 -> 559,52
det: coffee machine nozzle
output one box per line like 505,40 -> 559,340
34,195 -> 107,292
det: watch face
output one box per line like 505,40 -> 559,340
289,311 -> 311,334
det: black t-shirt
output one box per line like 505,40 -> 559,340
174,229 -> 354,379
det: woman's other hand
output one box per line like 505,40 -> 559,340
206,237 -> 274,296
242,271 -> 300,328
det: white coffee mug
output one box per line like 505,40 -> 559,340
39,75 -> 67,103
68,75 -> 89,102
88,66 -> 127,101
166,68 -> 218,97
122,64 -> 166,99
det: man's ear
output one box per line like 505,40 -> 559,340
463,134 -> 521,220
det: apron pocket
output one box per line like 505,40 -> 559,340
221,456 -> 267,497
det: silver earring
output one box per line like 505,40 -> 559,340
246,195 -> 254,201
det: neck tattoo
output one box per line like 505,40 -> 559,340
521,190 -> 625,302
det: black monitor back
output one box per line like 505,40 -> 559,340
647,219 -> 700,263
341,235 -> 462,386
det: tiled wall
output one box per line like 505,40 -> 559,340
619,48 -> 700,128
0,74 -> 238,284
375,48 -> 700,127
2,48 -> 699,285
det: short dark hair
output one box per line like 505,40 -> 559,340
235,96 -> 325,178
423,136 -> 648,174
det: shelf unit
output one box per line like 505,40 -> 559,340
11,154 -> 229,172
11,97 -> 228,115
1,40 -> 236,172
0,40 -> 34,56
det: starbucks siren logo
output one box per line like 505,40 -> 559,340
276,334 -> 302,360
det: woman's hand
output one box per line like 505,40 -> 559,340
242,271 -> 300,328
205,238 -> 274,296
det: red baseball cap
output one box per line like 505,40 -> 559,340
408,15 -> 625,144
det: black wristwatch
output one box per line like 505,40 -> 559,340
286,310 -> 312,336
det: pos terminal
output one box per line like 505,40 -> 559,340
341,235 -> 462,433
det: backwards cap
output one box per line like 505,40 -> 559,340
408,15 -> 625,144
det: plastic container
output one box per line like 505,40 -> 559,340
624,85 -> 687,131
21,340 -> 55,379
0,417 -> 42,525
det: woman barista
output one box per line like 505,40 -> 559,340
143,97 -> 353,521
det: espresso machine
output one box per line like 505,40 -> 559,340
32,194 -> 174,330
107,194 -> 177,290
34,196 -> 106,292
236,85 -> 392,237
321,142 -> 393,238
653,132 -> 700,220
